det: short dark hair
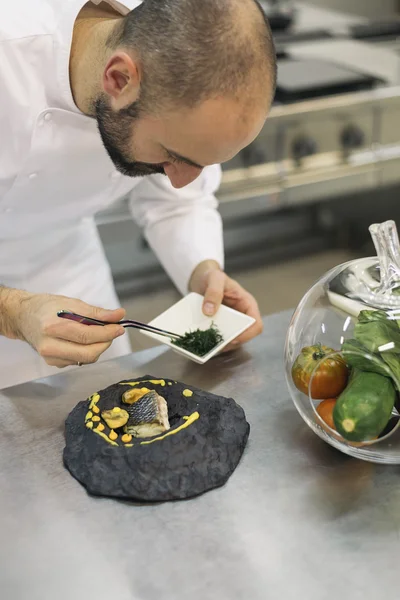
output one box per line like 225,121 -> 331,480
108,0 -> 277,112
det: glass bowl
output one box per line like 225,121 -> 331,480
285,220 -> 400,464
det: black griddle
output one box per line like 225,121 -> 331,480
275,58 -> 383,104
351,19 -> 400,41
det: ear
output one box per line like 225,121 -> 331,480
102,51 -> 141,110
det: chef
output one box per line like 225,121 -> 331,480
0,0 -> 276,388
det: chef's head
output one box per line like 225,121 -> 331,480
93,0 -> 276,188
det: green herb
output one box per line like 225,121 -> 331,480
172,323 -> 223,356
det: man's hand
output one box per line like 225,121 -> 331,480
189,260 -> 263,351
0,287 -> 125,368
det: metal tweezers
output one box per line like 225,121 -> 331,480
57,310 -> 182,341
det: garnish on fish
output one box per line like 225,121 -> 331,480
122,387 -> 151,405
101,407 -> 129,429
123,389 -> 170,439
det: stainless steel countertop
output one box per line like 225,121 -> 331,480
1,311 -> 399,600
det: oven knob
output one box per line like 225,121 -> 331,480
241,144 -> 267,167
341,125 -> 365,150
292,136 -> 317,163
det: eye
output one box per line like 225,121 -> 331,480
165,151 -> 186,166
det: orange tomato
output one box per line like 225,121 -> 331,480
291,344 -> 348,399
316,398 -> 337,430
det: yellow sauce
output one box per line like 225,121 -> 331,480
92,416 -> 101,422
93,429 -> 119,447
85,411 -> 93,421
89,393 -> 100,410
109,430 -> 118,441
121,379 -> 166,387
92,405 -> 100,414
86,421 -> 94,429
95,423 -> 105,432
125,444 -> 133,448
140,412 -> 200,445
183,389 -> 193,397
122,434 -> 132,443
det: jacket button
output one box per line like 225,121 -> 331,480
38,112 -> 52,126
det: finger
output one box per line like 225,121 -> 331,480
232,323 -> 263,346
38,339 -> 113,364
203,270 -> 226,316
220,342 -> 241,354
77,303 -> 126,323
225,294 -> 263,345
44,319 -> 125,345
234,312 -> 263,345
44,358 -> 75,368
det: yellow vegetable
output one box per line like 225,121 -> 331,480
122,387 -> 150,405
101,408 -> 129,429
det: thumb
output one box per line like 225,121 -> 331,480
84,304 -> 126,323
203,270 -> 225,316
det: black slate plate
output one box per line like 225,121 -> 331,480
63,375 -> 250,502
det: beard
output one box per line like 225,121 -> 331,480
94,96 -> 166,178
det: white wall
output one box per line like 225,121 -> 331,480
307,0 -> 398,18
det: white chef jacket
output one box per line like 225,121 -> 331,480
0,0 -> 224,389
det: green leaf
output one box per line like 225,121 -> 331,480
354,321 -> 400,354
381,353 -> 400,390
358,310 -> 399,330
342,339 -> 391,378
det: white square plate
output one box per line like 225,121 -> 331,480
140,292 -> 256,364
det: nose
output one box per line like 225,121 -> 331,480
163,163 -> 203,189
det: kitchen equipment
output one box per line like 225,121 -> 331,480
96,5 -> 400,296
285,220 -> 400,464
351,19 -> 400,41
275,58 -> 382,103
258,0 -> 296,31
57,310 -> 182,341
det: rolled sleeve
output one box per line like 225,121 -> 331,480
129,164 -> 224,295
